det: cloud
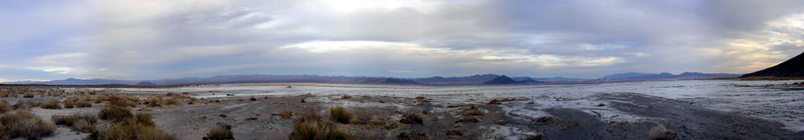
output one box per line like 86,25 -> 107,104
2,0 -> 804,80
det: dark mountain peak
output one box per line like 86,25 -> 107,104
742,52 -> 804,78
136,82 -> 157,86
483,75 -> 517,84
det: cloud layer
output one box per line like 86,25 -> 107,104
2,0 -> 804,80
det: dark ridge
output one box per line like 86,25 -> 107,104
742,52 -> 804,78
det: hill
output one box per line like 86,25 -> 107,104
354,78 -> 418,84
599,72 -> 740,80
742,52 -> 804,77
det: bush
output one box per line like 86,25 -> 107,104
22,92 -> 34,98
91,123 -> 174,140
98,106 -> 133,122
107,95 -> 137,107
147,97 -> 163,107
281,110 -> 293,118
136,113 -> 155,126
52,114 -> 97,126
0,100 -> 12,113
64,100 -> 75,108
0,110 -> 56,139
397,130 -> 428,140
288,120 -> 353,140
75,100 -> 92,108
204,124 -> 234,140
39,99 -> 62,109
13,100 -> 42,110
399,114 -> 423,124
649,124 -> 677,140
73,119 -> 94,133
329,107 -> 351,124
164,97 -> 179,106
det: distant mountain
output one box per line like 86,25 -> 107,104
742,52 -> 804,77
483,75 -> 546,84
354,78 -> 418,84
599,72 -> 650,80
410,74 -> 500,84
599,72 -> 741,80
4,78 -> 140,85
136,82 -> 157,86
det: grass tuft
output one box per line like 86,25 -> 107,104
0,110 -> 57,139
0,100 -> 12,113
329,107 -> 351,124
98,106 -> 133,122
204,124 -> 234,140
39,99 -> 62,109
399,114 -> 423,125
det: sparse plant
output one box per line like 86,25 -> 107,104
0,100 -> 12,113
39,99 -> 62,109
22,92 -> 34,98
204,124 -> 234,140
399,114 -> 423,124
75,100 -> 92,108
0,110 -> 57,139
164,96 -> 179,106
329,107 -> 351,124
52,114 -> 97,133
136,113 -> 155,126
281,110 -> 293,118
98,106 -> 133,122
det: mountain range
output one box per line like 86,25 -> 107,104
2,72 -> 741,86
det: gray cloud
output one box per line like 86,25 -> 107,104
1,0 -> 804,80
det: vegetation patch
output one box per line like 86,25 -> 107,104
0,110 -> 57,139
329,107 -> 351,124
399,114 -> 423,125
98,106 -> 133,122
288,108 -> 354,140
52,114 -> 97,133
397,130 -> 428,140
204,124 -> 234,140
39,99 -> 62,109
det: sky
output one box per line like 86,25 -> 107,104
2,0 -> 804,82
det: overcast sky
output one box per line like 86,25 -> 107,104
2,0 -> 804,81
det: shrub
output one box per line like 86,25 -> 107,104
0,110 -> 57,139
136,113 -> 155,126
329,107 -> 351,124
204,124 -> 234,140
73,119 -> 94,133
164,97 -> 179,106
98,106 -> 133,122
91,123 -> 174,140
397,130 -> 427,140
13,100 -> 42,110
64,100 -> 75,108
147,98 -> 163,107
399,114 -> 423,124
288,120 -> 353,140
281,110 -> 293,118
22,92 -> 34,98
107,95 -> 137,107
75,100 -> 92,108
0,100 -> 12,113
369,118 -> 384,126
39,99 -> 62,109
649,124 -> 677,140
52,114 -> 97,126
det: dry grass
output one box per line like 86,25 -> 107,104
52,114 -> 97,133
136,113 -> 155,126
204,124 -> 234,140
329,107 -> 352,124
369,118 -> 385,126
281,110 -> 293,118
75,100 -> 92,108
397,130 -> 428,140
0,100 -> 12,113
0,110 -> 57,139
91,123 -> 175,140
98,106 -> 133,122
164,96 -> 180,106
22,92 -> 34,98
39,99 -> 62,109
13,100 -> 42,110
649,124 -> 677,140
399,114 -> 423,125
289,108 -> 353,140
147,97 -> 163,107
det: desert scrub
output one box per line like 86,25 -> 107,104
13,100 -> 42,110
164,96 -> 180,106
399,114 -> 423,124
0,110 -> 57,139
0,100 -> 12,113
22,92 -> 34,98
281,110 -> 293,118
146,97 -> 163,107
39,99 -> 62,109
91,122 -> 175,140
52,114 -> 97,133
329,107 -> 352,124
98,106 -> 133,122
204,124 -> 234,140
75,100 -> 92,108
63,97 -> 80,108
136,113 -> 155,126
